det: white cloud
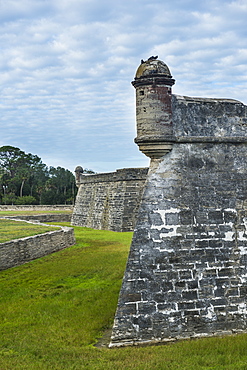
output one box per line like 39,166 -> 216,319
0,0 -> 247,172
0,0 -> 53,22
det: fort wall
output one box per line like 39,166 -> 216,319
71,168 -> 148,232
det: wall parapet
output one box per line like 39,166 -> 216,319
76,168 -> 148,186
0,218 -> 75,271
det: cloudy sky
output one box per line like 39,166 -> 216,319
1,0 -> 247,173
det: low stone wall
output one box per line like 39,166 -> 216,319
0,220 -> 75,271
0,205 -> 73,211
5,214 -> 72,223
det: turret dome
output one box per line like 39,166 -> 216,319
75,166 -> 83,173
134,56 -> 172,79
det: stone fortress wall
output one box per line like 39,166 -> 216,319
72,167 -> 148,232
110,57 -> 247,347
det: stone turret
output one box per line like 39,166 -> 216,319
74,166 -> 83,186
132,56 -> 175,158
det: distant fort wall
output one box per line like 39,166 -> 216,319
71,168 -> 148,232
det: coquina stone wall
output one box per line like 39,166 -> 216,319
0,205 -> 73,211
110,58 -> 247,347
5,214 -> 72,223
0,220 -> 75,271
72,168 -> 148,232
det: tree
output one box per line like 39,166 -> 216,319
0,146 -> 49,202
84,168 -> 95,174
0,146 -> 78,205
0,146 -> 27,201
0,146 -> 26,178
42,166 -> 77,205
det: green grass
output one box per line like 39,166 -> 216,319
0,219 -> 60,243
1,224 -> 247,369
0,210 -> 72,216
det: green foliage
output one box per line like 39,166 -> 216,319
14,196 -> 38,205
0,146 -> 77,205
41,166 -> 76,205
84,168 -> 96,174
1,224 -> 247,369
1,192 -> 16,205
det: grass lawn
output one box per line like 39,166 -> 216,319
1,223 -> 247,369
0,219 -> 60,243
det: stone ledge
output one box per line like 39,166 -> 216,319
0,218 -> 75,271
109,329 -> 245,348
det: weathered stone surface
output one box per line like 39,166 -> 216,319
172,95 -> 247,140
111,143 -> 247,346
110,58 -> 247,347
72,168 -> 148,232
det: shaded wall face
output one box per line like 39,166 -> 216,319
110,143 -> 247,346
71,169 -> 148,232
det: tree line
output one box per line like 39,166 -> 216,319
0,146 -> 93,205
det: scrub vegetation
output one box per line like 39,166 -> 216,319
1,222 -> 247,369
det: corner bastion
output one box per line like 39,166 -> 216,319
110,57 -> 247,346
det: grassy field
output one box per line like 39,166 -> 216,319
0,210 -> 72,216
0,219 -> 60,243
1,222 -> 247,369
